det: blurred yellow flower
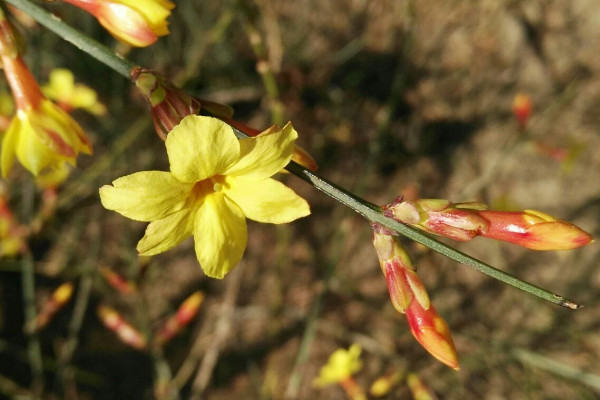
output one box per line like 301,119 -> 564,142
42,69 -> 106,116
313,344 -> 363,388
100,116 -> 310,279
1,99 -> 92,177
62,0 -> 175,47
0,55 -> 92,177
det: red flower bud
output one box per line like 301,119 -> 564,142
97,305 -> 147,349
512,93 -> 532,130
385,199 -> 592,251
372,226 -> 459,370
62,0 -> 174,48
155,291 -> 204,345
405,296 -> 459,371
27,282 -> 74,333
477,209 -> 593,250
99,267 -> 137,295
132,68 -> 204,140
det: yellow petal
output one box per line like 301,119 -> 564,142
35,162 -> 72,188
98,3 -> 158,47
100,171 -> 192,221
193,193 -> 247,279
1,118 -> 19,177
137,208 -> 194,255
35,100 -> 93,156
224,122 -> 297,180
167,116 -> 240,183
117,0 -> 174,34
9,112 -> 72,176
224,176 -> 310,223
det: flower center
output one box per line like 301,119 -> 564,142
210,175 -> 226,192
190,175 -> 227,203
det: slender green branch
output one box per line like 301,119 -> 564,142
9,0 -> 581,309
284,159 -> 580,309
4,0 -> 137,79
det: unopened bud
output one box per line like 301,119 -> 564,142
369,371 -> 403,397
372,224 -> 459,370
512,93 -> 532,130
407,373 -> 438,400
97,305 -> 146,350
27,282 -> 74,332
478,209 -> 593,250
99,266 -> 137,295
155,291 -> 204,345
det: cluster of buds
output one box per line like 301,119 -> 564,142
372,224 -> 459,370
26,282 -> 74,333
0,8 -> 92,178
131,68 -> 319,172
61,0 -> 175,48
384,198 -> 592,251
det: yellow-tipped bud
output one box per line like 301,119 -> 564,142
407,373 -> 438,400
385,198 -> 592,251
372,224 -> 459,370
155,291 -> 204,345
97,305 -> 147,350
62,0 -> 175,47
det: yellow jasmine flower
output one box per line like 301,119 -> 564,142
313,344 -> 363,388
0,54 -> 92,177
1,99 -> 93,177
42,69 -> 106,116
62,0 -> 175,47
100,116 -> 310,278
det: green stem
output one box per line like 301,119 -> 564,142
3,0 -> 137,79
284,159 -> 579,309
7,0 -> 581,309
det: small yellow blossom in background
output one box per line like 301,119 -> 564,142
62,0 -> 175,47
42,69 -> 106,116
314,344 -> 363,388
100,116 -> 310,279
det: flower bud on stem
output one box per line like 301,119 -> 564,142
372,224 -> 459,370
